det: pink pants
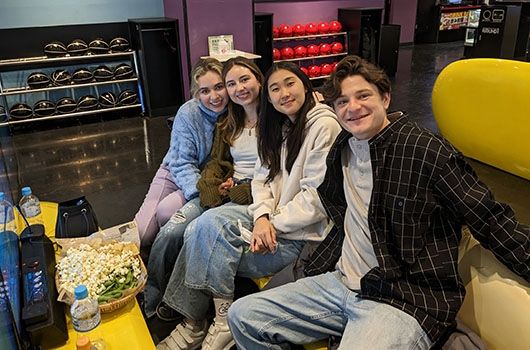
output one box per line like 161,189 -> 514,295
135,166 -> 186,254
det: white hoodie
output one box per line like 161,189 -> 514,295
249,103 -> 342,242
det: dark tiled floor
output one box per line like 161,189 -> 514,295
1,41 -> 529,343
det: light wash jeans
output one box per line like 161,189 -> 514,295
228,271 -> 433,350
162,202 -> 306,321
143,197 -> 204,317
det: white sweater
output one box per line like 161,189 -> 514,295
248,103 -> 342,241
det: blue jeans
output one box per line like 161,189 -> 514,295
144,197 -> 203,317
228,271 -> 433,350
162,202 -> 305,321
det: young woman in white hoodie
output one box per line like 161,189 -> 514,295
155,62 -> 341,350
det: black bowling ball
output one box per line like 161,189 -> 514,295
56,97 -> 77,114
113,63 -> 133,80
77,95 -> 98,111
109,37 -> 129,52
27,72 -> 50,89
44,41 -> 67,57
51,69 -> 72,86
118,90 -> 138,106
33,100 -> 56,117
99,92 -> 117,108
93,65 -> 114,82
89,38 -> 109,54
9,103 -> 33,119
67,39 -> 88,56
72,68 -> 93,84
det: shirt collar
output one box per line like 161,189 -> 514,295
369,111 -> 408,147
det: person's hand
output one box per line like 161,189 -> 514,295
251,215 -> 277,254
313,91 -> 324,102
218,177 -> 234,196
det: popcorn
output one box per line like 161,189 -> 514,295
56,242 -> 141,300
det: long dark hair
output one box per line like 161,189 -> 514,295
258,61 -> 316,183
219,57 -> 264,145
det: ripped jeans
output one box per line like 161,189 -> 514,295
143,197 -> 204,317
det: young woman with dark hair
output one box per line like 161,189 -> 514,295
155,62 -> 341,350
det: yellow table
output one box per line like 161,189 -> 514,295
17,202 -> 155,350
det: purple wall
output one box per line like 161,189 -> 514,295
162,0 -> 418,98
187,0 -> 254,65
164,0 -> 253,98
389,0 -> 417,43
255,0 -> 384,25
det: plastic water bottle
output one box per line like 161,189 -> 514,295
0,192 -> 18,233
18,187 -> 43,226
71,285 -> 106,350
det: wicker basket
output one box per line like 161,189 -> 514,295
56,254 -> 147,314
98,258 -> 147,313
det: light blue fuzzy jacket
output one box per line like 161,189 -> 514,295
162,99 -> 225,200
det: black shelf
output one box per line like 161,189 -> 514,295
0,51 -> 134,69
0,104 -> 142,126
273,52 -> 347,63
1,78 -> 138,96
273,32 -> 347,42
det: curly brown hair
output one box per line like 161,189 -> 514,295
322,55 -> 391,104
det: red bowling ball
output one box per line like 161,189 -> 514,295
329,21 -> 343,33
320,63 -> 333,76
280,46 -> 294,59
273,48 -> 281,61
294,45 -> 307,58
307,44 -> 320,57
330,62 -> 338,71
300,67 -> 309,76
318,22 -> 330,34
308,65 -> 321,78
319,43 -> 331,55
331,42 -> 344,54
305,23 -> 318,35
273,26 -> 280,38
292,23 -> 305,37
279,24 -> 292,37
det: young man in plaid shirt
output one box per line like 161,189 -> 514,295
227,55 -> 530,349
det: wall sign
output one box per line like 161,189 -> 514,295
208,35 -> 234,56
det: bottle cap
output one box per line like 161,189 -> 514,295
0,192 -> 4,201
76,335 -> 92,350
21,187 -> 32,196
74,285 -> 88,300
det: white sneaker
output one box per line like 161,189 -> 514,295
156,319 -> 209,350
201,320 -> 235,350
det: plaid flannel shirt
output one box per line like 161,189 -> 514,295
306,113 -> 530,342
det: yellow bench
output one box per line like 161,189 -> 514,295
457,228 -> 530,349
17,202 -> 155,350
432,58 -> 530,181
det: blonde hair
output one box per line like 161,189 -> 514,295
189,58 -> 224,98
